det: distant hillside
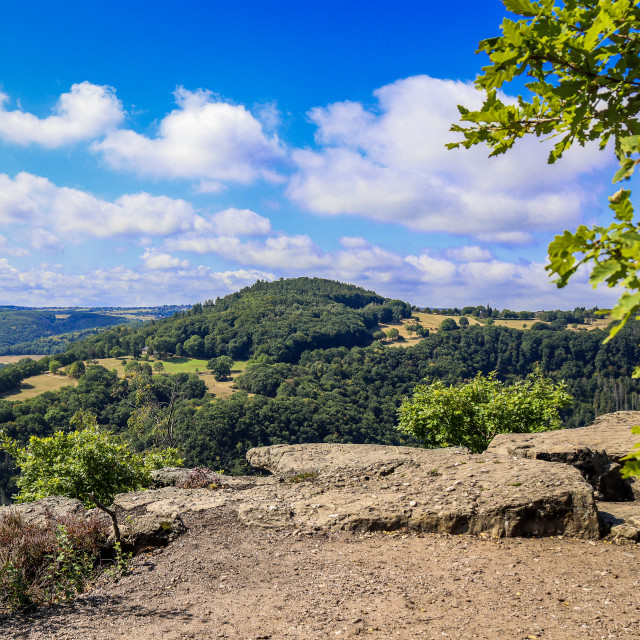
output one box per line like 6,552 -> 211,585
0,305 -> 190,355
65,277 -> 412,362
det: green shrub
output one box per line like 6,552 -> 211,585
1,410 -> 181,507
397,366 -> 572,453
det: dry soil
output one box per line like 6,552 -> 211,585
2,506 -> 639,640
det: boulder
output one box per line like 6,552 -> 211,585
487,411 -> 640,501
245,444 -> 600,539
117,513 -> 187,551
0,496 -> 86,527
150,467 -> 193,488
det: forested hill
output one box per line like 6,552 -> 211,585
64,278 -> 412,363
0,308 -> 125,352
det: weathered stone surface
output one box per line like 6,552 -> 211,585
117,513 -> 187,551
246,442 -> 468,477
0,496 -> 86,526
596,500 -> 640,544
115,444 -> 603,540
150,467 -> 192,488
243,444 -> 599,538
487,411 -> 639,500
607,523 -> 640,543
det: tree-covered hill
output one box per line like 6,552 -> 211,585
0,308 -> 126,352
64,278 -> 412,363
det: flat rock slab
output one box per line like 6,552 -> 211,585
244,444 -> 599,538
487,411 -> 639,500
0,495 -> 86,526
113,444 -> 601,539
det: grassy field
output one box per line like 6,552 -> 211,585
1,374 -> 78,401
92,356 -> 248,399
373,311 -> 608,348
0,355 -> 46,365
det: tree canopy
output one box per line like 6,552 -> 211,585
449,0 -> 640,336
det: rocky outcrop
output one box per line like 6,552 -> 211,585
150,467 -> 192,488
241,443 -> 599,538
112,444 -> 603,540
487,411 -> 639,500
0,495 -> 86,526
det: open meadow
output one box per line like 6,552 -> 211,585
0,373 -> 78,401
93,356 -> 248,399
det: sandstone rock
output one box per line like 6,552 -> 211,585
595,500 -> 640,544
109,444 -> 602,540
244,444 -> 600,539
487,411 -> 640,501
150,467 -> 193,488
246,443 -> 468,476
117,513 -> 187,551
0,495 -> 86,527
606,523 -> 640,543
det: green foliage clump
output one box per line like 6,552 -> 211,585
0,410 -> 181,507
621,426 -> 640,478
397,367 -> 572,453
206,355 -> 234,381
439,318 -> 458,332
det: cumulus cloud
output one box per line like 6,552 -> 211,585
445,245 -> 493,261
195,208 -> 272,236
141,248 -> 190,270
0,258 -> 275,306
0,82 -> 123,147
399,251 -> 618,310
288,75 -> 614,240
93,88 -> 286,184
0,172 -> 197,239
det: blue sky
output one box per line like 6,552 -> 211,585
0,0 -> 625,309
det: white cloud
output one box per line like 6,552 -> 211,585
288,75 -> 614,240
141,248 -> 190,270
195,208 -> 272,236
400,251 -> 619,310
0,82 -> 123,147
405,252 -> 457,284
93,88 -> 286,184
0,172 -> 196,239
445,245 -> 492,261
29,229 -> 64,252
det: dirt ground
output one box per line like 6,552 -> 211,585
2,507 -> 639,640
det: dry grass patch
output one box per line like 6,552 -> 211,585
0,355 -> 46,365
1,375 -> 78,401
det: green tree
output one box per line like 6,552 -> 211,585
0,411 -> 180,507
458,316 -> 469,328
49,360 -> 62,374
439,318 -> 459,332
385,327 -> 400,341
67,361 -> 85,379
109,346 -> 126,359
206,355 -> 234,381
448,0 -> 640,471
397,367 -> 572,453
152,361 -> 165,374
